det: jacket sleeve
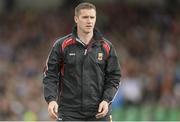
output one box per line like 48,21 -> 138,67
102,45 -> 121,103
43,41 -> 62,104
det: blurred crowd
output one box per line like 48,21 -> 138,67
0,2 -> 180,121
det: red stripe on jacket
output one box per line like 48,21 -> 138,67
102,41 -> 110,59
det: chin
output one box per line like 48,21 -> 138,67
84,29 -> 93,33
84,31 -> 92,34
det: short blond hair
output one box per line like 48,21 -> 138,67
75,2 -> 96,16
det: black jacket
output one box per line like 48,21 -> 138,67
43,27 -> 121,111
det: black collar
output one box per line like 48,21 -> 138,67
72,26 -> 103,42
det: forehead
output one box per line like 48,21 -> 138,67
78,9 -> 96,16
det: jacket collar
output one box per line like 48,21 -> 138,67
72,26 -> 104,46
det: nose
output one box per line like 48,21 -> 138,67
87,17 -> 92,23
87,17 -> 91,22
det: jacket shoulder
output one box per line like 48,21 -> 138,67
100,37 -> 113,58
53,33 -> 73,46
101,37 -> 112,48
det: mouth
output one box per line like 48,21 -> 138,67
86,25 -> 92,27
86,26 -> 93,29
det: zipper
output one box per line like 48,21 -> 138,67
84,49 -> 87,55
81,47 -> 89,110
81,49 -> 86,110
79,40 -> 91,110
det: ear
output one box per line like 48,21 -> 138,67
74,16 -> 78,24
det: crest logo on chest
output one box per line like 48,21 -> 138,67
98,53 -> 103,61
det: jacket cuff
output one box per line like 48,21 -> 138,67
46,97 -> 56,104
103,99 -> 112,104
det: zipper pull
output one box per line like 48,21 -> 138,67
84,49 -> 87,55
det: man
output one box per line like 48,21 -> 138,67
43,2 -> 121,121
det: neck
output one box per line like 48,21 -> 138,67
77,30 -> 93,45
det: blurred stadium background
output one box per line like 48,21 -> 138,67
0,0 -> 180,121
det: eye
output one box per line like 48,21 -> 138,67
90,16 -> 95,19
82,16 -> 89,19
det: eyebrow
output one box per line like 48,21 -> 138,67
82,15 -> 95,18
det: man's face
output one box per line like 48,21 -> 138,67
74,9 -> 96,34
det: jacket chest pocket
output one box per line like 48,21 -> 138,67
64,51 -> 76,65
